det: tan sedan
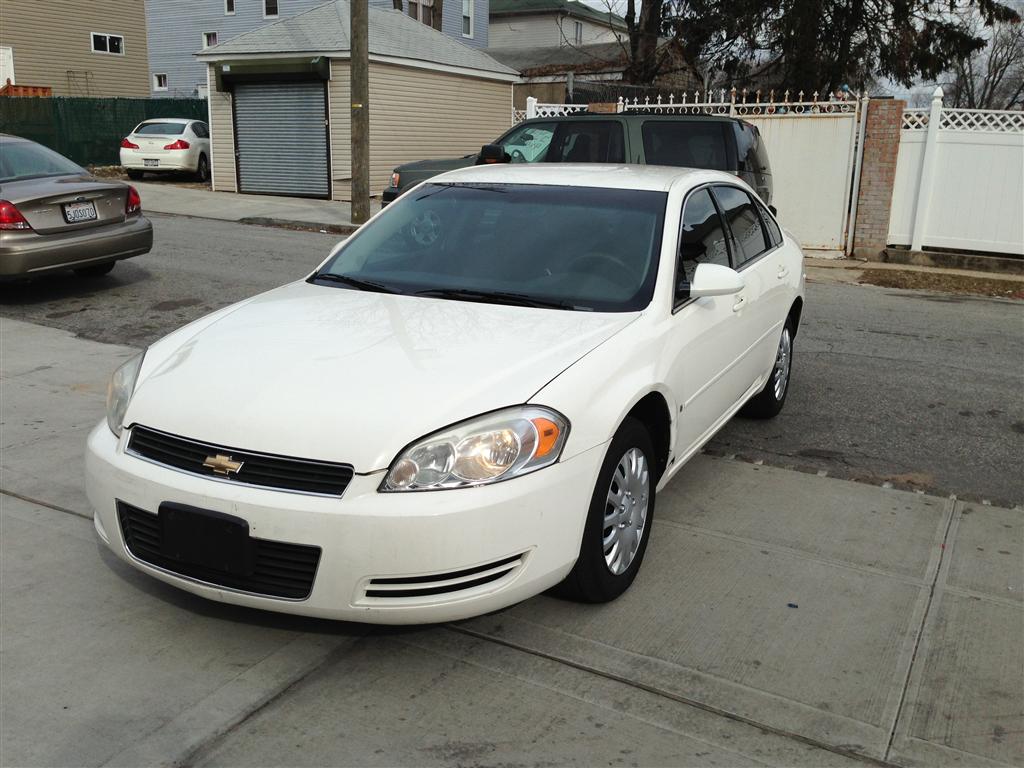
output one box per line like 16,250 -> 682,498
0,134 -> 153,279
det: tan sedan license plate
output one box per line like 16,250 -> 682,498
63,201 -> 97,223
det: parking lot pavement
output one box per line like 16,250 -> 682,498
1,317 -> 1020,767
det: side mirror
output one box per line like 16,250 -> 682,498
768,204 -> 778,216
689,263 -> 744,298
475,144 -> 511,165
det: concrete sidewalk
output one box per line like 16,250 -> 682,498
134,181 -> 369,233
1,318 -> 1020,767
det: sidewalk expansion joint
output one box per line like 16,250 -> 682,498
447,623 -> 902,768
882,494 -> 959,761
0,487 -> 91,520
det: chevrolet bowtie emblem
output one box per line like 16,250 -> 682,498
203,454 -> 244,476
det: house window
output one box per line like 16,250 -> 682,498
264,0 -> 279,18
573,21 -> 583,45
462,0 -> 473,36
91,33 -> 124,55
407,0 -> 434,26
225,0 -> 234,14
153,73 -> 168,91
202,32 -> 218,48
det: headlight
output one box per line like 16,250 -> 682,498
106,351 -> 145,437
382,406 -> 569,491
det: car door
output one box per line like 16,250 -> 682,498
710,184 -> 781,391
665,187 -> 753,461
190,121 -> 211,165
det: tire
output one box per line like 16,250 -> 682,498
75,262 -> 115,278
126,169 -> 143,180
554,417 -> 656,603
196,154 -> 210,183
742,315 -> 794,419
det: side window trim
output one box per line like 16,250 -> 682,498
672,183 -> 735,312
709,183 -> 775,271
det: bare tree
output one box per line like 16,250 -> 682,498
945,9 -> 1024,108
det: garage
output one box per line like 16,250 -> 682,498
233,82 -> 329,198
198,0 -> 517,201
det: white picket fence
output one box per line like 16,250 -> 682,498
888,87 -> 1024,256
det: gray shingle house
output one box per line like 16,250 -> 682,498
197,0 -> 517,199
146,0 -> 490,97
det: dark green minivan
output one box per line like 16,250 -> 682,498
382,112 -> 772,206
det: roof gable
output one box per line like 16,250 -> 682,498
490,0 -> 627,29
199,0 -> 517,77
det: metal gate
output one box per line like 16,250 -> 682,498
233,82 -> 329,198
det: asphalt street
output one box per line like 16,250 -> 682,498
1,212 -> 1021,505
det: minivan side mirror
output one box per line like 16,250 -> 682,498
689,263 -> 745,298
476,144 -> 511,164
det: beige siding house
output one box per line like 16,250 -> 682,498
0,0 -> 150,96
198,0 -> 517,200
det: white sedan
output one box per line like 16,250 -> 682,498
119,118 -> 211,182
86,164 -> 804,624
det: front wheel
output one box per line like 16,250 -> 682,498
554,417 -> 655,603
742,316 -> 794,419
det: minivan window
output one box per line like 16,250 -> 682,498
712,186 -> 769,266
498,122 -> 555,163
545,121 -> 625,163
641,121 -> 731,170
315,183 -> 666,312
734,123 -> 766,173
676,188 -> 730,302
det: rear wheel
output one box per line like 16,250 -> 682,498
742,316 -> 794,419
126,169 -> 143,180
75,262 -> 115,278
554,417 -> 655,603
196,154 -> 210,183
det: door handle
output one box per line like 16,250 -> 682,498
777,267 -> 790,279
732,294 -> 747,312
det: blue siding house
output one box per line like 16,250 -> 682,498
146,0 -> 489,97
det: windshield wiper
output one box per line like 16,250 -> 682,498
414,288 -> 578,310
309,273 -> 399,294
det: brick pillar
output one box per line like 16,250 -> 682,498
852,98 -> 905,259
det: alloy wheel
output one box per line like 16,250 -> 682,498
773,327 -> 792,400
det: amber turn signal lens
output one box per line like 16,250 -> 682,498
531,417 -> 561,458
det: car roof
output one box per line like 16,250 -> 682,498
137,118 -> 195,124
432,163 -> 741,193
530,112 -> 744,125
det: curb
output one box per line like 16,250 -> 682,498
875,248 -> 1023,276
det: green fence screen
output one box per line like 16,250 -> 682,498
0,97 -> 209,166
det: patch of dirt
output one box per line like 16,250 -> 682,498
858,268 -> 1024,299
85,165 -> 210,189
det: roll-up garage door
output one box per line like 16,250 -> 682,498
234,82 -> 329,197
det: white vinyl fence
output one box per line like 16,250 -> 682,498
520,90 -> 866,253
888,88 -> 1024,256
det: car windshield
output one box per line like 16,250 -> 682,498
0,141 -> 85,183
134,122 -> 186,135
315,183 -> 666,312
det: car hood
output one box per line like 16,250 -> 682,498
396,155 -> 476,176
126,281 -> 637,472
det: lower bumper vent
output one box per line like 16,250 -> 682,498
365,553 -> 526,599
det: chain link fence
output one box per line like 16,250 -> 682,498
1,97 -> 209,166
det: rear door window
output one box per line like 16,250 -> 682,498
712,185 -> 769,267
676,187 -> 731,303
757,200 -> 783,247
191,122 -> 209,138
641,121 -> 731,170
545,121 -> 625,163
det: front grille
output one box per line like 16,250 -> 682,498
118,501 -> 320,599
365,553 -> 525,599
127,425 -> 354,497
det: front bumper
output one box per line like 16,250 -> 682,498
381,186 -> 400,207
0,215 -> 153,277
85,423 -> 605,624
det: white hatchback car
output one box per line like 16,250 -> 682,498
119,118 -> 211,182
86,164 -> 804,624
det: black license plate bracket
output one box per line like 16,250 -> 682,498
159,502 -> 251,576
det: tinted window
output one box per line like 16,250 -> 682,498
0,141 -> 84,182
641,121 -> 730,170
135,122 -> 186,135
545,121 -> 625,163
676,188 -> 730,301
713,186 -> 769,266
497,121 -> 555,163
191,122 -> 209,138
758,201 -> 783,247
734,122 -> 767,173
317,183 -> 667,312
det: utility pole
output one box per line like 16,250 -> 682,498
350,0 -> 370,224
